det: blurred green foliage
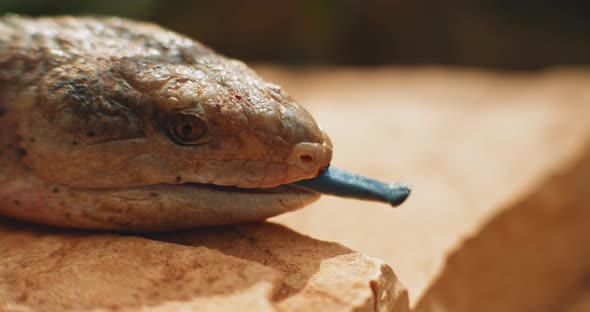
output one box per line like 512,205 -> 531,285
2,0 -> 589,70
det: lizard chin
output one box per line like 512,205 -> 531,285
83,182 -> 321,232
0,175 -> 320,232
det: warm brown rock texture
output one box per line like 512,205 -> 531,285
0,221 -> 408,312
261,67 -> 590,311
413,141 -> 590,312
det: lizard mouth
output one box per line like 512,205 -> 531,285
14,180 -> 322,232
183,182 -> 309,194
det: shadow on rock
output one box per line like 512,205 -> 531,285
0,218 -> 282,310
1,218 -> 405,311
148,221 -> 353,301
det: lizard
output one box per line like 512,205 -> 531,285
0,16 -> 410,231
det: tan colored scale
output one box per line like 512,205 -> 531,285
0,16 -> 332,231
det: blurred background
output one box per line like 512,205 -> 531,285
2,0 -> 589,70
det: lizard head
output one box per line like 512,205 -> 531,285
5,16 -> 334,230
2,16 -> 406,233
24,54 -> 332,190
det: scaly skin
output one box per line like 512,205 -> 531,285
0,16 -> 332,231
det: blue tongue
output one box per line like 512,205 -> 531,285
291,166 -> 411,207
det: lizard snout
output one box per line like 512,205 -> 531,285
287,142 -> 331,172
285,140 -> 333,182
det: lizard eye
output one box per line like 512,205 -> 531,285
166,111 -> 211,146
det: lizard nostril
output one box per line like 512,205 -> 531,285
285,142 -> 333,182
287,142 -> 331,174
299,154 -> 314,163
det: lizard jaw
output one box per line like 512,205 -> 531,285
0,177 -> 320,232
96,182 -> 320,232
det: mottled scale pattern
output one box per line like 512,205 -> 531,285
0,16 -> 332,231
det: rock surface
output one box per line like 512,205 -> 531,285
413,140 -> 590,312
0,220 -> 408,312
259,67 -> 590,311
562,285 -> 590,312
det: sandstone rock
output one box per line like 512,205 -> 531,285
562,285 -> 590,312
414,140 -> 590,312
0,221 -> 408,311
154,224 -> 409,312
258,67 -> 590,311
